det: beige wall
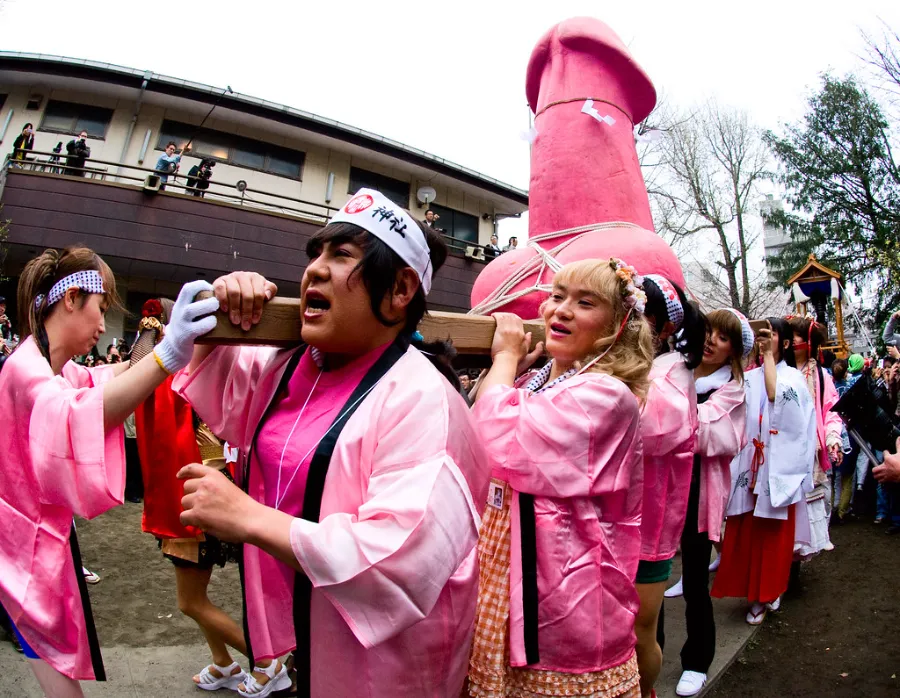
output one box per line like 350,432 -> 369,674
1,82 -> 516,244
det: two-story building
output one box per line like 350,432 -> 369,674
0,51 -> 528,348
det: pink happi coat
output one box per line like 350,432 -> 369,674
639,352 -> 698,562
802,361 -> 843,474
0,336 -> 124,680
174,345 -> 490,698
473,372 -> 644,673
694,372 -> 747,541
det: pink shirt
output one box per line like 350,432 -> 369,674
244,343 -> 390,659
253,345 -> 389,514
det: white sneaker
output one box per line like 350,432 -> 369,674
766,596 -> 781,613
708,553 -> 721,572
675,670 -> 708,696
664,576 -> 684,598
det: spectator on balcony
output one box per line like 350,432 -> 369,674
503,235 -> 518,252
186,158 -> 215,198
484,233 -> 502,260
156,141 -> 190,191
0,296 -> 10,341
10,123 -> 34,166
64,131 -> 92,177
423,209 -> 438,228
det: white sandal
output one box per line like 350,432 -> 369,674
238,661 -> 292,697
195,662 -> 248,691
746,601 -> 767,625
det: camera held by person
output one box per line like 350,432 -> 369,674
186,158 -> 215,197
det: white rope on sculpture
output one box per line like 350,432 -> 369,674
468,221 -> 645,316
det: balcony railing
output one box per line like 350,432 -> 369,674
1,149 -> 495,261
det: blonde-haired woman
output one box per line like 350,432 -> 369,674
468,258 -> 654,698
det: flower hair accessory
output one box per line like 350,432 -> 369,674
610,258 -> 647,315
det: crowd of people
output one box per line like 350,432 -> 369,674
1,187 -> 898,698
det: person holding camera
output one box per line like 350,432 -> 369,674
156,141 -> 191,191
186,158 -> 215,198
11,123 -> 35,165
64,131 -> 91,177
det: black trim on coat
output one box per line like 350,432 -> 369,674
518,493 -> 540,665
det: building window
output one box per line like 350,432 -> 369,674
156,120 -> 305,179
39,100 -> 114,138
427,203 -> 479,244
348,167 -> 410,208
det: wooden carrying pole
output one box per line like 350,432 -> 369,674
194,297 -> 546,355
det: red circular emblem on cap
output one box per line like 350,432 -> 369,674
345,194 -> 374,214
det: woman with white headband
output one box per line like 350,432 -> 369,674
467,258 -> 654,698
172,189 -> 490,698
670,308 -> 748,697
633,275 -> 705,698
0,246 -> 218,697
713,317 -> 817,626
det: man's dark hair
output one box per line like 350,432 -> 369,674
425,209 -> 434,216
166,141 -> 177,149
305,219 -> 447,334
509,236 -> 518,242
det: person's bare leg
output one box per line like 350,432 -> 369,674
635,580 -> 667,698
174,565 -> 247,683
29,659 -> 85,698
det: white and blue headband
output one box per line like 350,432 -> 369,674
35,270 -> 106,309
330,188 -> 433,295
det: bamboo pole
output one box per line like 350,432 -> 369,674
193,296 -> 546,355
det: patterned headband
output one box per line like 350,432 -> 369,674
35,270 -> 106,309
724,307 -> 754,357
643,274 -> 684,330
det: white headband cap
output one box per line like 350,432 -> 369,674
330,189 -> 433,295
643,274 -> 684,330
724,307 -> 754,357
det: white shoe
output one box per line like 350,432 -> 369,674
708,553 -> 721,572
675,670 -> 708,696
238,661 -> 292,697
823,540 -> 835,552
82,567 -> 100,584
746,601 -> 767,625
766,596 -> 781,613
664,576 -> 684,598
195,662 -> 248,691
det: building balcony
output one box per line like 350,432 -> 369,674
0,152 -> 492,317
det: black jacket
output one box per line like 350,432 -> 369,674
65,138 -> 91,171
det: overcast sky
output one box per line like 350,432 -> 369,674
2,0 -> 899,246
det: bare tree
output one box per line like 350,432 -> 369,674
644,101 -> 771,315
683,258 -> 790,319
862,20 -> 900,118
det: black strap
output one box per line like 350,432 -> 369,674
292,335 -> 410,698
69,524 -> 106,680
238,345 -> 306,667
518,493 -> 540,665
817,363 -> 825,407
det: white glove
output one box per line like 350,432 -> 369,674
154,280 -> 219,373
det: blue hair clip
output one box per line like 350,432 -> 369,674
411,331 -> 424,342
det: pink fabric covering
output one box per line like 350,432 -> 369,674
695,378 -> 747,541
473,372 -> 644,673
0,336 -> 124,680
175,345 -> 490,697
470,17 -> 683,320
639,353 -> 698,562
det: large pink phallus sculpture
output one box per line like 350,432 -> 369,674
470,17 -> 684,319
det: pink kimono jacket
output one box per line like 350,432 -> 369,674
803,361 -> 842,475
174,344 -> 490,698
0,336 -> 124,680
695,376 -> 747,541
639,353 -> 698,562
473,372 -> 644,674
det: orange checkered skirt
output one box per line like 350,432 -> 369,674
467,479 -> 640,698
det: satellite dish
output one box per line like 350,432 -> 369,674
417,186 -> 436,205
